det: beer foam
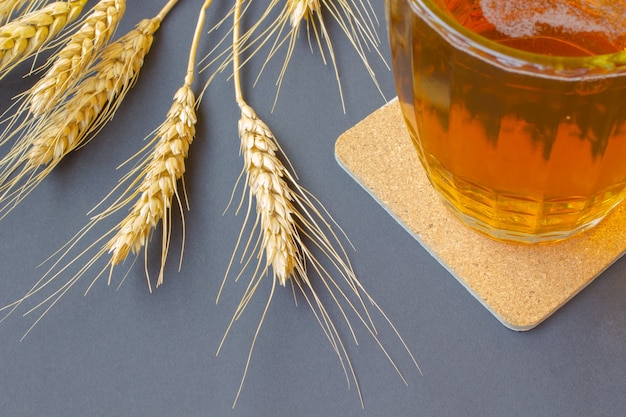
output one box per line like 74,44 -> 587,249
479,0 -> 625,40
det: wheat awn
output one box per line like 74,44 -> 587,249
201,0 -> 387,112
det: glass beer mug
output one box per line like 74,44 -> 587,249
387,0 -> 626,243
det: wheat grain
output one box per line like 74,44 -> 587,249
0,0 -> 24,25
0,0 -> 28,25
28,0 -> 127,116
0,0 -> 87,80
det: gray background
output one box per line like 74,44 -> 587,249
0,1 -> 625,416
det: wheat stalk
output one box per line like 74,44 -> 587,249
0,13 -> 164,219
217,0 -> 420,407
0,0 -> 87,80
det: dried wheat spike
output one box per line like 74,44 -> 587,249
218,1 -> 421,405
0,0 -> 47,25
288,0 -> 319,27
0,16 -> 160,219
104,84 -> 196,288
0,0 -> 87,79
238,103 -> 299,286
0,0 -> 25,25
0,1 -> 184,337
223,103 -> 421,407
29,0 -> 127,116
26,16 -> 160,167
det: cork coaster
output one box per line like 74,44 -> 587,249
335,98 -> 626,331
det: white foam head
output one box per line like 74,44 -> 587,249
479,0 -> 625,40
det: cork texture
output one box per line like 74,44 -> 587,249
335,98 -> 626,331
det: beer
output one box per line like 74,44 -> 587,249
388,0 -> 626,243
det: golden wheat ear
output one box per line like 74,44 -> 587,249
0,0 -> 126,158
0,0 -> 87,80
0,14 -> 163,220
219,103 -> 421,408
216,0 -> 419,407
0,1 -> 49,26
103,83 -> 196,290
0,0 -> 204,340
28,0 -> 127,116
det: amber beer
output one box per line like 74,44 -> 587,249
388,0 -> 626,243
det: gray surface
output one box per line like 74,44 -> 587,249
0,1 -> 625,416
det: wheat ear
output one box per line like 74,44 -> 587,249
0,0 -> 48,25
28,0 -> 127,116
0,0 -> 87,80
26,16 -> 159,166
224,101 -> 421,409
103,81 -> 196,289
0,0 -> 200,339
235,103 -> 300,286
0,14 -> 163,219
0,0 -> 126,152
218,0 -> 420,407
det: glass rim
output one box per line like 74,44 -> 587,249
414,0 -> 626,78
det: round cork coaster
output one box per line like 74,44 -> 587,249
335,98 -> 626,331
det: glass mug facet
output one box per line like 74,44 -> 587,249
387,0 -> 626,243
